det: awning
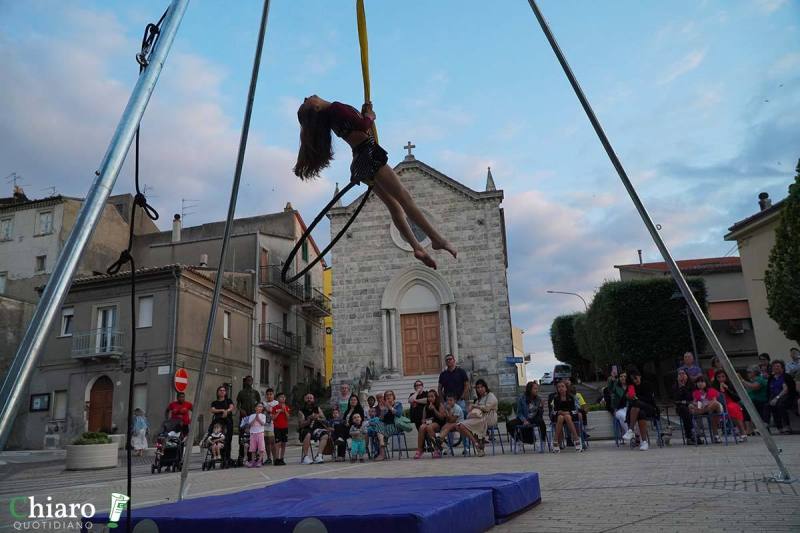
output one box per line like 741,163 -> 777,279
708,300 -> 751,321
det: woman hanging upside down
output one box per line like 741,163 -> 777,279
293,95 -> 457,269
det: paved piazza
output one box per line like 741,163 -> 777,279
1,436 -> 799,532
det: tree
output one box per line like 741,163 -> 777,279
550,313 -> 591,377
764,159 -> 800,342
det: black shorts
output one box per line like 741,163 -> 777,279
274,428 -> 288,443
350,137 -> 388,185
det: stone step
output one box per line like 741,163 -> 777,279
366,374 -> 440,404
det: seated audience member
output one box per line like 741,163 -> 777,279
298,393 -> 330,464
408,380 -> 427,430
550,380 -> 582,453
414,390 -> 447,458
333,394 -> 365,461
439,394 -> 465,452
507,381 -> 547,446
712,370 -> 747,442
707,356 -> 723,382
741,365 -> 769,429
611,371 -> 630,440
786,348 -> 800,416
689,375 -> 723,443
456,379 -> 498,457
768,360 -> 797,434
371,390 -> 403,460
623,368 -> 657,450
366,395 -> 378,413
678,352 -> 703,383
672,369 -> 695,444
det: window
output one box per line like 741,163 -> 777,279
304,273 -> 312,299
305,321 -> 312,346
53,390 -> 68,420
95,306 -> 117,353
137,296 -> 153,328
261,302 -> 267,323
37,211 -> 54,235
133,384 -> 147,412
0,272 -> 6,294
0,217 -> 12,241
259,358 -> 270,385
304,366 -> 314,384
223,311 -> 231,339
301,240 -> 309,261
35,255 -> 46,273
282,313 -> 288,332
60,307 -> 74,337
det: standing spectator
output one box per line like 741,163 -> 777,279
408,380 -> 427,430
165,392 -> 193,435
271,392 -> 290,465
707,356 -> 722,382
456,379 -> 498,457
438,354 -> 469,412
333,382 -> 351,414
550,380 -> 582,453
262,388 -> 278,465
689,376 -> 723,443
741,365 -> 769,431
712,370 -> 747,442
348,413 -> 367,462
244,403 -> 268,467
507,381 -> 546,446
439,394 -> 465,452
236,376 -> 261,465
299,393 -> 330,464
768,360 -> 797,434
623,369 -> 657,450
210,385 -> 235,467
414,390 -> 446,458
371,390 -> 403,461
131,408 -> 149,456
785,348 -> 800,378
678,352 -> 703,383
672,369 -> 695,445
758,353 -> 772,380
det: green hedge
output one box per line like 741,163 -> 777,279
72,431 -> 112,445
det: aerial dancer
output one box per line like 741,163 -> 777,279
293,95 -> 457,269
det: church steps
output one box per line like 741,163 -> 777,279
365,374 -> 440,405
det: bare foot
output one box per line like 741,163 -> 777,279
432,240 -> 458,259
414,249 -> 437,269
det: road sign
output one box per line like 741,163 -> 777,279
505,356 -> 524,364
174,368 -> 189,393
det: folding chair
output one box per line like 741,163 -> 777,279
388,431 -> 409,459
486,425 -> 505,455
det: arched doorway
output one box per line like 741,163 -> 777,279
88,376 -> 113,432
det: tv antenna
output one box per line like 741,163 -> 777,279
41,186 -> 57,197
4,172 -> 23,189
181,198 -> 199,223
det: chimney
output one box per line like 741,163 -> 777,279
637,249 -> 643,266
284,202 -> 293,213
172,214 -> 181,243
199,254 -> 208,267
758,192 -> 772,211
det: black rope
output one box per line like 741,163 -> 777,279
281,182 -> 371,284
105,10 -> 165,532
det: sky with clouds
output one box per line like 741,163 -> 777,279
1,0 -> 798,378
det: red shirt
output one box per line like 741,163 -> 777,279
271,403 -> 291,430
167,400 -> 193,426
328,102 -> 374,139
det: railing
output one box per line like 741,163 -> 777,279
259,265 -> 304,301
303,286 -> 331,315
258,323 -> 301,354
72,328 -> 125,358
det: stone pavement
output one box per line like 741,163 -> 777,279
1,436 -> 799,532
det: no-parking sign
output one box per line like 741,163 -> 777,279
174,368 -> 189,393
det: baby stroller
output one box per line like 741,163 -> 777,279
235,422 -> 250,467
200,421 -> 236,470
151,419 -> 185,473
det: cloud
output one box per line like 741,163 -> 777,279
753,0 -> 788,14
658,48 -> 708,85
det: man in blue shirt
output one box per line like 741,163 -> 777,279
678,352 -> 703,383
438,354 -> 469,412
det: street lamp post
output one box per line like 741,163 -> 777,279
546,290 -> 597,380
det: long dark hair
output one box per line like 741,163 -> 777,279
293,104 -> 333,180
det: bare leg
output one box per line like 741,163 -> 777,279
302,433 -> 311,458
374,165 -> 457,259
371,183 -> 437,269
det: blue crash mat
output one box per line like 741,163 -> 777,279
85,472 -> 540,533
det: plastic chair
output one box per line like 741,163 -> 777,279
388,431 -> 409,459
486,425 -> 505,455
446,432 -> 471,457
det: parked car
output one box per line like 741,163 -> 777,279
553,363 -> 573,383
540,373 -> 553,385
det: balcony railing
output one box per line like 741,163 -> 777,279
259,265 -> 304,302
302,286 -> 331,316
258,323 -> 301,355
72,328 -> 125,359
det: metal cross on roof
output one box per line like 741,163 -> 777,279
403,141 -> 416,160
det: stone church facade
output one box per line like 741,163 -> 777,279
329,152 -> 517,400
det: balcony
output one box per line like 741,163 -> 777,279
259,265 -> 304,305
72,328 -> 125,359
301,286 -> 331,317
258,323 -> 301,356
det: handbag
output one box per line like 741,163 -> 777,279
394,416 -> 414,433
468,408 -> 484,420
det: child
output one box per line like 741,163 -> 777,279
366,395 -> 377,412
293,96 -> 457,269
131,408 -> 149,457
208,423 -> 225,461
366,406 -> 381,458
349,413 -> 366,463
245,403 -> 267,467
263,388 -> 279,465
271,392 -> 291,466
712,370 -> 747,443
690,375 -> 723,443
439,394 -> 465,454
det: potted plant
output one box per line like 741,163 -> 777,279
65,432 -> 119,470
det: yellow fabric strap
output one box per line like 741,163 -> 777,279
356,0 -> 378,143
